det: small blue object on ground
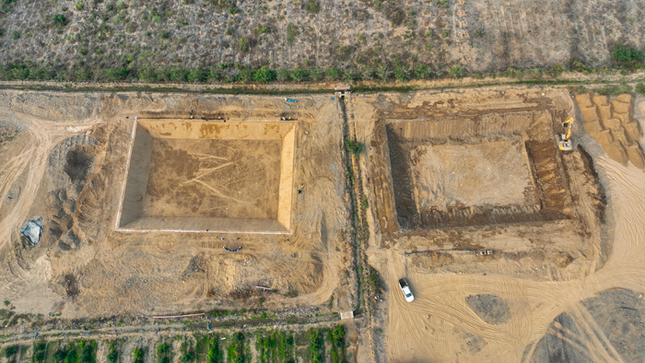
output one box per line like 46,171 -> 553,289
292,100 -> 297,103
286,98 -> 292,102
332,97 -> 335,100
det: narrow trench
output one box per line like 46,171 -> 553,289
339,96 -> 363,313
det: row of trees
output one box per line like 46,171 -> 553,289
0,45 -> 642,84
0,63 -> 454,83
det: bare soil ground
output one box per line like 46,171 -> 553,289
352,91 -> 645,362
1,87 -> 644,363
0,90 -> 357,320
144,138 -> 282,220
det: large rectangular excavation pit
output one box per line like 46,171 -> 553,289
381,117 -> 573,230
116,119 -> 297,233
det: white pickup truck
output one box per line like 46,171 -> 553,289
398,279 -> 415,302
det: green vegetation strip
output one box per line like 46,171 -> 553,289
1,46 -> 645,96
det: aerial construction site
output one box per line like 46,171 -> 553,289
0,0 -> 644,359
0,80 -> 644,362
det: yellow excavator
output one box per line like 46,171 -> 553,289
558,117 -> 574,151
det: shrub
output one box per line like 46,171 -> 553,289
304,0 -> 320,13
449,64 -> 464,79
29,67 -> 56,80
133,349 -> 144,363
276,68 -> 290,82
53,349 -> 68,363
53,14 -> 68,25
570,60 -> 591,73
308,67 -> 323,81
361,66 -> 375,81
394,66 -> 410,82
168,67 -> 187,82
117,1 -> 127,9
238,38 -> 248,52
106,344 -> 118,363
290,67 -> 307,82
180,344 -> 194,363
160,30 -> 170,38
308,329 -> 324,363
596,82 -> 632,96
325,66 -> 340,80
187,68 -> 206,82
472,28 -> 484,38
4,346 -> 18,359
329,326 -> 346,363
636,83 -> 645,95
139,66 -> 157,82
253,66 -> 275,83
436,0 -> 450,8
414,64 -> 433,79
239,69 -> 253,83
384,5 -> 405,27
206,339 -> 220,363
550,63 -> 566,76
377,64 -> 391,81
79,341 -> 96,363
286,24 -> 299,45
612,46 -> 644,63
345,140 -> 364,155
0,28 -> 4,37
11,31 -> 20,40
64,348 -> 78,363
342,69 -> 357,83
74,67 -> 92,80
157,343 -> 170,355
105,67 -> 128,81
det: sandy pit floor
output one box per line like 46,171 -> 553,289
144,138 -> 282,220
409,139 -> 536,212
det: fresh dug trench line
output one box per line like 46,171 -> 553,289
339,96 -> 382,363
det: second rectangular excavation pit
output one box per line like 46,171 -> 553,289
117,119 -> 297,233
379,113 -> 574,231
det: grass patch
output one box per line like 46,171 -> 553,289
180,339 -> 196,363
594,82 -> 632,96
106,343 -> 118,363
157,342 -> 172,363
307,329 -> 324,363
133,349 -> 144,363
328,325 -> 346,363
32,341 -> 48,363
4,346 -> 19,360
52,340 -> 95,363
206,336 -> 222,363
226,332 -> 246,363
